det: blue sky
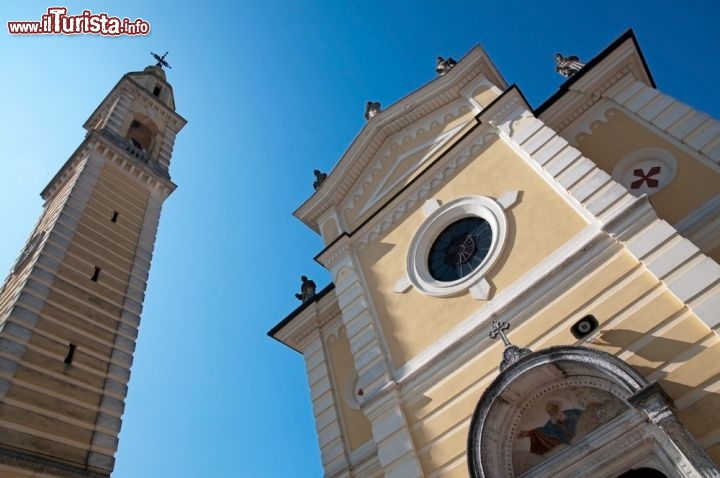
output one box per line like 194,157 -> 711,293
1,1 -> 719,477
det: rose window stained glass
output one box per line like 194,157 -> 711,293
427,217 -> 492,282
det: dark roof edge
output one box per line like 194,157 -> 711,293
267,282 -> 336,347
535,29 -> 655,116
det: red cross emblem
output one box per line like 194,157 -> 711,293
630,166 -> 661,189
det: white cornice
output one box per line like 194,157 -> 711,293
271,291 -> 341,352
316,238 -> 351,272
539,35 -> 652,134
342,105 -> 473,224
294,45 -> 507,233
41,134 -> 177,201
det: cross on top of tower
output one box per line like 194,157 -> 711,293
150,51 -> 171,69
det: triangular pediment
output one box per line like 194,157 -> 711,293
341,101 -> 475,227
294,45 -> 507,234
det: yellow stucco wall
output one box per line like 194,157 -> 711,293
325,326 -> 373,452
357,137 -> 589,369
576,108 -> 720,226
401,247 -> 720,473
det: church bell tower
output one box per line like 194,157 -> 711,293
0,61 -> 186,477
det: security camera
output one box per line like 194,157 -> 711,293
571,314 -> 599,339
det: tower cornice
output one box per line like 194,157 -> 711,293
83,72 -> 187,133
40,132 -> 177,202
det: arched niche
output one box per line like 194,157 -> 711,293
467,346 -> 719,478
124,114 -> 159,158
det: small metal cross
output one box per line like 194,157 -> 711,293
489,320 -> 512,346
489,320 -> 531,372
150,51 -> 172,69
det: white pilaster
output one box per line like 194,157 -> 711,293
300,329 -> 351,477
323,243 -> 422,477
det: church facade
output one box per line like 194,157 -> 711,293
270,31 -> 720,477
0,64 -> 184,476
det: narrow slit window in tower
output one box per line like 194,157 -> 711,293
64,343 -> 77,364
91,267 -> 101,282
111,211 -> 119,223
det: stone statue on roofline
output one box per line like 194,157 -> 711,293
436,56 -> 457,76
555,53 -> 585,77
313,170 -> 327,190
295,275 -> 317,303
365,101 -> 381,120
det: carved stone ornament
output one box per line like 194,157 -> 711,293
364,101 -> 381,120
467,346 -> 720,478
294,275 -> 316,303
555,53 -> 585,77
500,345 -> 532,372
436,56 -> 458,76
312,169 -> 327,190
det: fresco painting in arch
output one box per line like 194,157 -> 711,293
513,386 -> 627,474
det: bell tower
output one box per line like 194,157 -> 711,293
0,62 -> 186,477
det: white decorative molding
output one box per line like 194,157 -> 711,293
358,131 -> 498,248
318,209 -> 344,245
539,34 -> 653,134
344,110 -> 472,221
422,199 -> 441,217
486,92 -> 529,136
675,193 -> 720,252
553,67 -> 634,134
393,275 -> 411,294
320,241 -> 352,272
496,190 -> 520,209
469,278 -> 491,300
295,45 -> 508,233
460,76 -> 502,112
348,439 -> 380,476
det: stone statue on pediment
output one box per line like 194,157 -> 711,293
555,53 -> 585,77
436,56 -> 457,75
295,275 -> 317,303
365,101 -> 381,120
313,170 -> 327,190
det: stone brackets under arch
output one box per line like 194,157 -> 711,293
467,346 -> 720,478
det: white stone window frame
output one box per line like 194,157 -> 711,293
405,193 -> 515,299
